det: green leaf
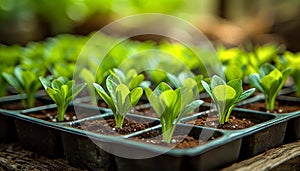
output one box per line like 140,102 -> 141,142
238,88 -> 255,102
248,74 -> 265,93
116,84 -> 130,106
160,90 -> 177,108
227,79 -> 243,101
145,87 -> 164,117
115,84 -> 131,115
211,75 -> 226,89
259,63 -> 276,77
129,74 -> 144,90
179,100 -> 203,117
2,72 -> 22,92
45,87 -> 60,104
167,73 -> 182,88
153,82 -> 172,96
225,65 -> 244,80
93,83 -> 116,113
213,85 -> 236,102
113,68 -> 126,81
51,79 -> 63,89
261,69 -> 282,93
129,87 -> 143,106
201,80 -> 213,98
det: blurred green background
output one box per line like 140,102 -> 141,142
0,0 -> 300,51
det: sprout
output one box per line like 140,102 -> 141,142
201,75 -> 255,124
145,78 -> 203,143
248,63 -> 291,112
40,76 -> 86,121
93,74 -> 143,128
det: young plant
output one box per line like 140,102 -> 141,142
145,78 -> 203,143
93,74 -> 143,128
248,63 -> 291,112
39,76 -> 86,121
201,75 -> 255,125
2,66 -> 44,108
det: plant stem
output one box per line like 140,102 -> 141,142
27,92 -> 35,109
57,105 -> 67,122
114,113 -> 125,128
162,125 -> 176,143
295,77 -> 300,97
265,96 -> 275,112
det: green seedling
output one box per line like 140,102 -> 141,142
39,76 -> 86,121
2,66 -> 44,108
248,63 -> 291,112
145,78 -> 203,143
93,74 -> 143,128
201,75 -> 255,125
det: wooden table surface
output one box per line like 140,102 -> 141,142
1,141 -> 300,171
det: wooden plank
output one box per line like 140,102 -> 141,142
222,141 -> 300,171
0,143 -> 85,171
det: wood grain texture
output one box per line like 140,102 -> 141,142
222,141 -> 300,171
0,143 -> 85,171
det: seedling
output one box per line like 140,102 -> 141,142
201,75 -> 255,125
145,78 -> 203,143
248,63 -> 291,112
2,66 -> 44,108
39,76 -> 86,121
93,74 -> 143,128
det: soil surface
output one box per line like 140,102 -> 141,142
131,134 -> 205,148
240,100 -> 300,113
25,107 -> 100,122
185,113 -> 256,130
0,99 -> 49,110
75,116 -> 159,135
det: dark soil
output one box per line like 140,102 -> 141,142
239,100 -> 300,113
25,106 -> 100,122
131,134 -> 204,148
0,99 -> 49,110
185,113 -> 256,130
75,116 -> 159,135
